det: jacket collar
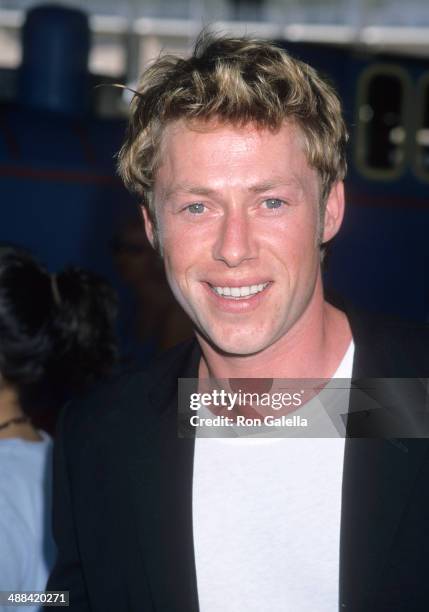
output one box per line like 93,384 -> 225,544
126,340 -> 201,611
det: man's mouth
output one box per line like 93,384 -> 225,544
210,282 -> 270,299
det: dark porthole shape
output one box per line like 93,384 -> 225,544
361,73 -> 405,171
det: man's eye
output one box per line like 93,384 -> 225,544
263,198 -> 285,210
186,203 -> 206,214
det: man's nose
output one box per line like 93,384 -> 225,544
212,210 -> 257,267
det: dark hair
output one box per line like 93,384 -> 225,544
0,244 -> 118,395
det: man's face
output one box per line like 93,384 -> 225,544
144,119 -> 343,356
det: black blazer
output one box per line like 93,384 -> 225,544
46,311 -> 429,611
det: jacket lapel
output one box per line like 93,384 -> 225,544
126,341 -> 200,611
340,312 -> 429,609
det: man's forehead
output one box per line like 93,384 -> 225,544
156,118 -> 309,176
153,118 -> 318,200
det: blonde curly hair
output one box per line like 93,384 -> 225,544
118,32 -> 348,225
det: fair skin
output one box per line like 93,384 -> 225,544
143,119 -> 351,379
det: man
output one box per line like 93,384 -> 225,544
47,34 -> 429,611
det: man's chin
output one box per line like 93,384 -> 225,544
197,329 -> 273,358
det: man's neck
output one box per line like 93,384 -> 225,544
197,296 -> 352,381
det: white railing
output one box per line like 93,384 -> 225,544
1,9 -> 429,80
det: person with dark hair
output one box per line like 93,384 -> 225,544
0,244 -> 117,611
111,218 -> 194,369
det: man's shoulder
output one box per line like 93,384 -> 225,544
351,310 -> 428,349
348,308 -> 429,377
60,338 -> 198,443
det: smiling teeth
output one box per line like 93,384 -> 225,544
212,283 -> 269,298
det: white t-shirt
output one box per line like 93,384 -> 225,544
193,342 -> 354,612
0,431 -> 56,612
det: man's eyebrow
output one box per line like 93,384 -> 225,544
163,184 -> 215,199
163,179 -> 301,200
247,179 -> 301,193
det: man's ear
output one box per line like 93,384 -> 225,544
141,204 -> 157,250
322,181 -> 345,244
